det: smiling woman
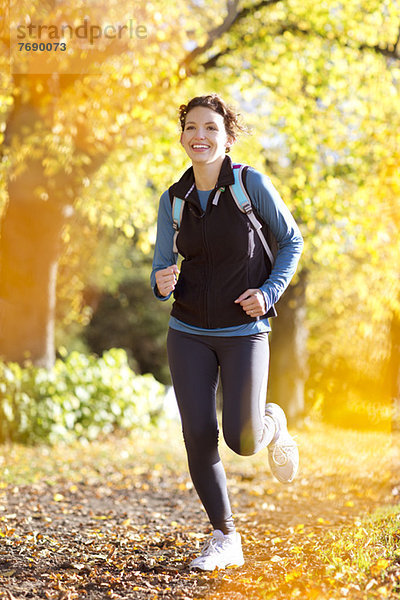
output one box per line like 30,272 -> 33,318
150,93 -> 304,571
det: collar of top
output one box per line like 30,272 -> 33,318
169,155 -> 236,206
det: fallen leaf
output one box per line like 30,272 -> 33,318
270,555 -> 283,562
365,579 -> 377,591
370,558 -> 390,576
285,566 -> 303,582
377,586 -> 389,597
53,493 -> 65,502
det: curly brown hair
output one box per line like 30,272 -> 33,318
178,94 -> 249,152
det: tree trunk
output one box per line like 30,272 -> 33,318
0,74 -> 110,369
267,269 -> 308,423
0,192 -> 65,368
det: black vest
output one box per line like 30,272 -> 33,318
168,155 -> 275,328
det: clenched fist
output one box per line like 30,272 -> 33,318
234,288 -> 267,317
155,265 -> 180,297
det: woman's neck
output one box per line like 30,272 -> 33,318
193,156 -> 225,191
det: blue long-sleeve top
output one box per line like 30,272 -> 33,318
151,166 -> 304,336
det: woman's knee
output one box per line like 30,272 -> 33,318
182,423 -> 219,455
223,428 -> 258,456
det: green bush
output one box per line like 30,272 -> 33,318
0,349 -> 165,444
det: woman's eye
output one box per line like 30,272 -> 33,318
185,125 -> 217,131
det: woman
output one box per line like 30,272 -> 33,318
151,94 -> 303,571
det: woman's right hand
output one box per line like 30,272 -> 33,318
155,265 -> 180,297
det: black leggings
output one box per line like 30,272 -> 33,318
167,328 -> 274,534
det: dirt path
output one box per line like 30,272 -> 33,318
0,423 -> 398,599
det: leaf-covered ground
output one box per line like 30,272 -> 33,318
0,420 -> 399,600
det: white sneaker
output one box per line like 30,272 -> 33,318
189,530 -> 244,571
265,403 -> 299,484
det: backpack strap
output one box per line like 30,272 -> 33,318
171,196 -> 184,253
171,182 -> 196,253
171,167 -> 276,265
230,164 -> 275,266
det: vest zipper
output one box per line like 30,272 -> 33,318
201,217 -> 210,327
202,186 -> 220,328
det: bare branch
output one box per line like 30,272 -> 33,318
359,41 -> 400,60
277,22 -> 400,61
394,25 -> 400,52
179,0 -> 284,74
196,19 -> 400,74
179,0 -> 240,73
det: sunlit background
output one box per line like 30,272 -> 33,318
0,2 -> 400,599
0,0 -> 399,435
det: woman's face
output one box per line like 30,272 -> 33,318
180,106 -> 234,165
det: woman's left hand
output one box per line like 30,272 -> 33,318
234,289 -> 267,317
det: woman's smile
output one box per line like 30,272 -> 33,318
191,143 -> 211,152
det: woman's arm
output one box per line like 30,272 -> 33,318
245,168 -> 304,312
150,190 -> 178,300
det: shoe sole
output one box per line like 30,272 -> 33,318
190,559 -> 245,571
269,436 -> 299,483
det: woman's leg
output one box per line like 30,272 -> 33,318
218,332 -> 299,484
217,333 -> 275,456
167,328 -> 235,534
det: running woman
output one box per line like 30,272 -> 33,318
151,94 -> 304,571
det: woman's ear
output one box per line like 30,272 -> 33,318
225,135 -> 235,152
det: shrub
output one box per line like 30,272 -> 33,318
0,349 -> 165,444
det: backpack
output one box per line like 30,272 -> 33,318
171,164 -> 278,266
